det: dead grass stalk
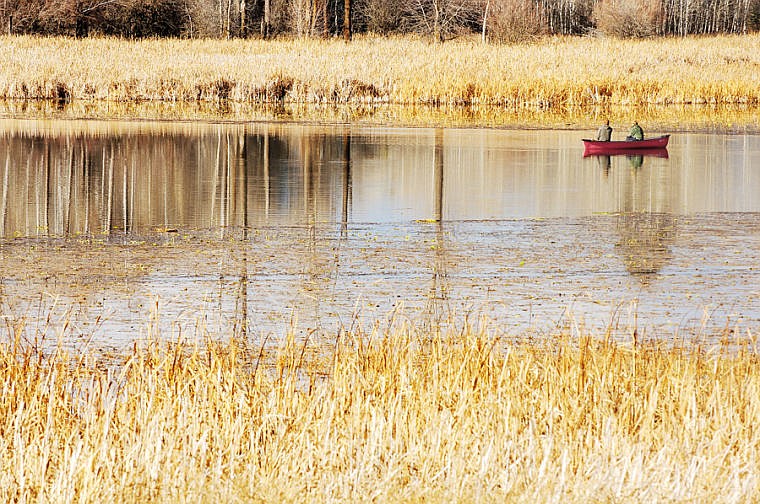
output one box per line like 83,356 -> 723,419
1,320 -> 759,501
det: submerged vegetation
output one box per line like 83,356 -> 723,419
1,321 -> 759,501
2,34 -> 760,109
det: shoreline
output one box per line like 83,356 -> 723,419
2,99 -> 760,133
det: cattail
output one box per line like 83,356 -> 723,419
1,314 -> 759,501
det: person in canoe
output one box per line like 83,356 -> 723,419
626,121 -> 644,141
596,119 -> 613,141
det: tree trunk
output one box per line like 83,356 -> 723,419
310,0 -> 317,36
262,0 -> 270,38
219,0 -> 224,37
433,0 -> 442,42
343,0 -> 351,41
240,0 -> 246,35
226,0 -> 233,38
323,0 -> 328,36
482,0 -> 489,43
75,15 -> 88,38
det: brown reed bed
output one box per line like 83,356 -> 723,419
1,317 -> 759,502
2,34 -> 760,109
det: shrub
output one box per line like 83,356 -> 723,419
750,0 -> 760,32
485,0 -> 547,43
594,0 -> 662,38
355,0 -> 406,35
102,0 -> 186,38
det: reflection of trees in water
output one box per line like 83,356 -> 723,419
0,125 -> 468,338
615,154 -> 677,281
301,129 -> 322,325
233,135 -> 249,339
296,129 -> 354,329
1,132 -> 198,237
341,129 -> 352,235
211,129 -> 248,232
1,151 -> 9,234
0,125 -> 350,238
615,212 -> 676,280
425,128 -> 450,330
0,125 -> 360,339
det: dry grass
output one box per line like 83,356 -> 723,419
1,317 -> 759,502
2,34 -> 760,107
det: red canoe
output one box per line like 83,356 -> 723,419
582,135 -> 670,156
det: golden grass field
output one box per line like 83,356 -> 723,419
1,320 -> 759,502
3,33 -> 760,502
2,34 -> 760,108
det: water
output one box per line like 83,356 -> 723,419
1,119 -> 759,349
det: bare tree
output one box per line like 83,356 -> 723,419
39,0 -> 130,36
240,0 -> 246,34
608,0 -> 758,36
535,0 -> 595,34
262,0 -> 271,36
1,0 -> 11,34
482,0 -> 547,42
343,0 -> 351,39
594,0 -> 662,37
262,0 -> 291,36
218,0 -> 232,37
102,0 -> 187,37
289,0 -> 311,35
6,0 -> 760,37
288,0 -> 327,36
355,0 -> 404,34
751,0 -> 760,31
405,0 -> 481,41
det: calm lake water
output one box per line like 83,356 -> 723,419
1,119 -> 759,348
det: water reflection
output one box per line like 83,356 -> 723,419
425,129 -> 450,330
627,155 -> 644,169
584,148 -> 669,161
2,120 -> 760,345
616,213 -> 676,281
2,120 -> 760,237
0,122 -> 343,236
596,155 -> 612,174
590,148 -> 670,176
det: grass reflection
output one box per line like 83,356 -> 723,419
2,100 -> 759,133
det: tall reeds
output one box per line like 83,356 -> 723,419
1,319 -> 759,501
1,34 -> 760,107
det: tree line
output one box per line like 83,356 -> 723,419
3,0 -> 759,40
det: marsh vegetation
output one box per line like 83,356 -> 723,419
1,323 -> 759,501
2,34 -> 760,108
2,12 -> 760,500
